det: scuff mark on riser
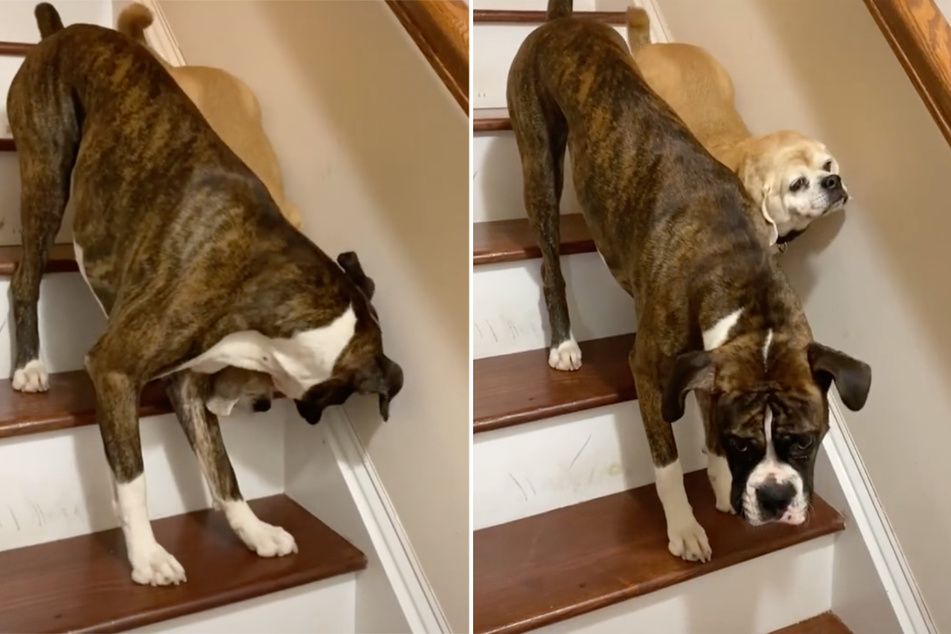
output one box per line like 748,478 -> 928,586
474,253 -> 636,360
474,399 -> 707,530
0,401 -> 290,552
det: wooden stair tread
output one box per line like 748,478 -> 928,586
0,494 -> 367,633
473,214 -> 594,265
474,334 -> 636,433
474,108 -> 511,133
771,612 -> 852,634
0,370 -> 172,440
0,244 -> 79,274
473,10 -> 626,24
473,470 -> 845,634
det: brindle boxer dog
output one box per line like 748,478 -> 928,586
508,0 -> 871,562
7,4 -> 402,585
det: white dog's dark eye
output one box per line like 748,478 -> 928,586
822,160 -> 833,171
789,177 -> 808,192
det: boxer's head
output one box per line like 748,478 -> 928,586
662,333 -> 870,525
293,252 -> 403,425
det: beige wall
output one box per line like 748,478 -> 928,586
159,2 -> 469,630
651,0 -> 950,628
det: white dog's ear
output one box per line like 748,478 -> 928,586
737,156 -> 779,246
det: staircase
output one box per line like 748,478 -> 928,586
471,4 -> 855,632
0,5 -> 369,632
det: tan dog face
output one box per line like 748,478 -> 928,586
738,131 -> 849,240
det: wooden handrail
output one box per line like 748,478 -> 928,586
863,0 -> 951,146
385,0 -> 468,113
0,41 -> 33,56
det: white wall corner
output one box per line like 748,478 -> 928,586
819,397 -> 935,634
284,407 -> 450,633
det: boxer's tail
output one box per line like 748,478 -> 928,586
34,3 -> 64,40
626,7 -> 651,52
116,2 -> 153,45
547,0 -> 572,21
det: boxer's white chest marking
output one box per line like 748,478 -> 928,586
168,305 -> 357,399
702,308 -> 743,350
74,242 -> 108,316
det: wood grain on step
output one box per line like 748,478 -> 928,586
0,495 -> 366,633
474,470 -> 845,634
0,244 -> 79,274
473,334 -> 637,433
771,612 -> 852,634
0,369 -> 171,439
473,109 -> 512,132
0,41 -> 34,56
473,214 -> 594,265
473,10 -> 627,24
863,0 -> 951,147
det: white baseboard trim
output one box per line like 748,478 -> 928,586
135,0 -> 187,67
825,398 -> 935,634
325,410 -> 451,633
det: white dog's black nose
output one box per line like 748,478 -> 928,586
821,174 -> 842,191
756,480 -> 796,518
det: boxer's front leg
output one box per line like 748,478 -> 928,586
164,371 -> 297,557
632,346 -> 711,563
86,349 -> 186,585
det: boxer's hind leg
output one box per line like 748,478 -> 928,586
697,391 -> 734,514
509,98 -> 578,371
164,370 -> 297,557
8,128 -> 77,392
631,344 -> 711,563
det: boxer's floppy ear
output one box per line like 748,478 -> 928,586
808,343 -> 872,411
357,355 -> 404,421
337,251 -> 376,299
662,350 -> 716,423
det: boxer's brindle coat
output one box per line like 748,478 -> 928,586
508,0 -> 871,562
8,5 -> 402,585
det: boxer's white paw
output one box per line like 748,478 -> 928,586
707,453 -> 736,515
667,519 -> 712,563
237,520 -> 298,557
224,500 -> 298,557
12,359 -> 49,393
129,543 -> 187,586
548,338 -> 582,371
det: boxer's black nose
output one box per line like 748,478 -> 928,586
756,480 -> 796,518
821,174 -> 841,191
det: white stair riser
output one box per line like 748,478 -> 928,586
473,24 -> 628,109
473,131 -> 586,223
129,575 -> 357,634
0,401 -> 291,551
535,536 -> 835,634
0,274 -> 106,377
475,400 -> 708,529
474,253 -> 635,359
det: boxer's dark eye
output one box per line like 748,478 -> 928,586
822,160 -> 833,172
791,436 -> 815,454
789,177 -> 808,192
728,436 -> 751,453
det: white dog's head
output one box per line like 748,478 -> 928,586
737,131 -> 849,243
